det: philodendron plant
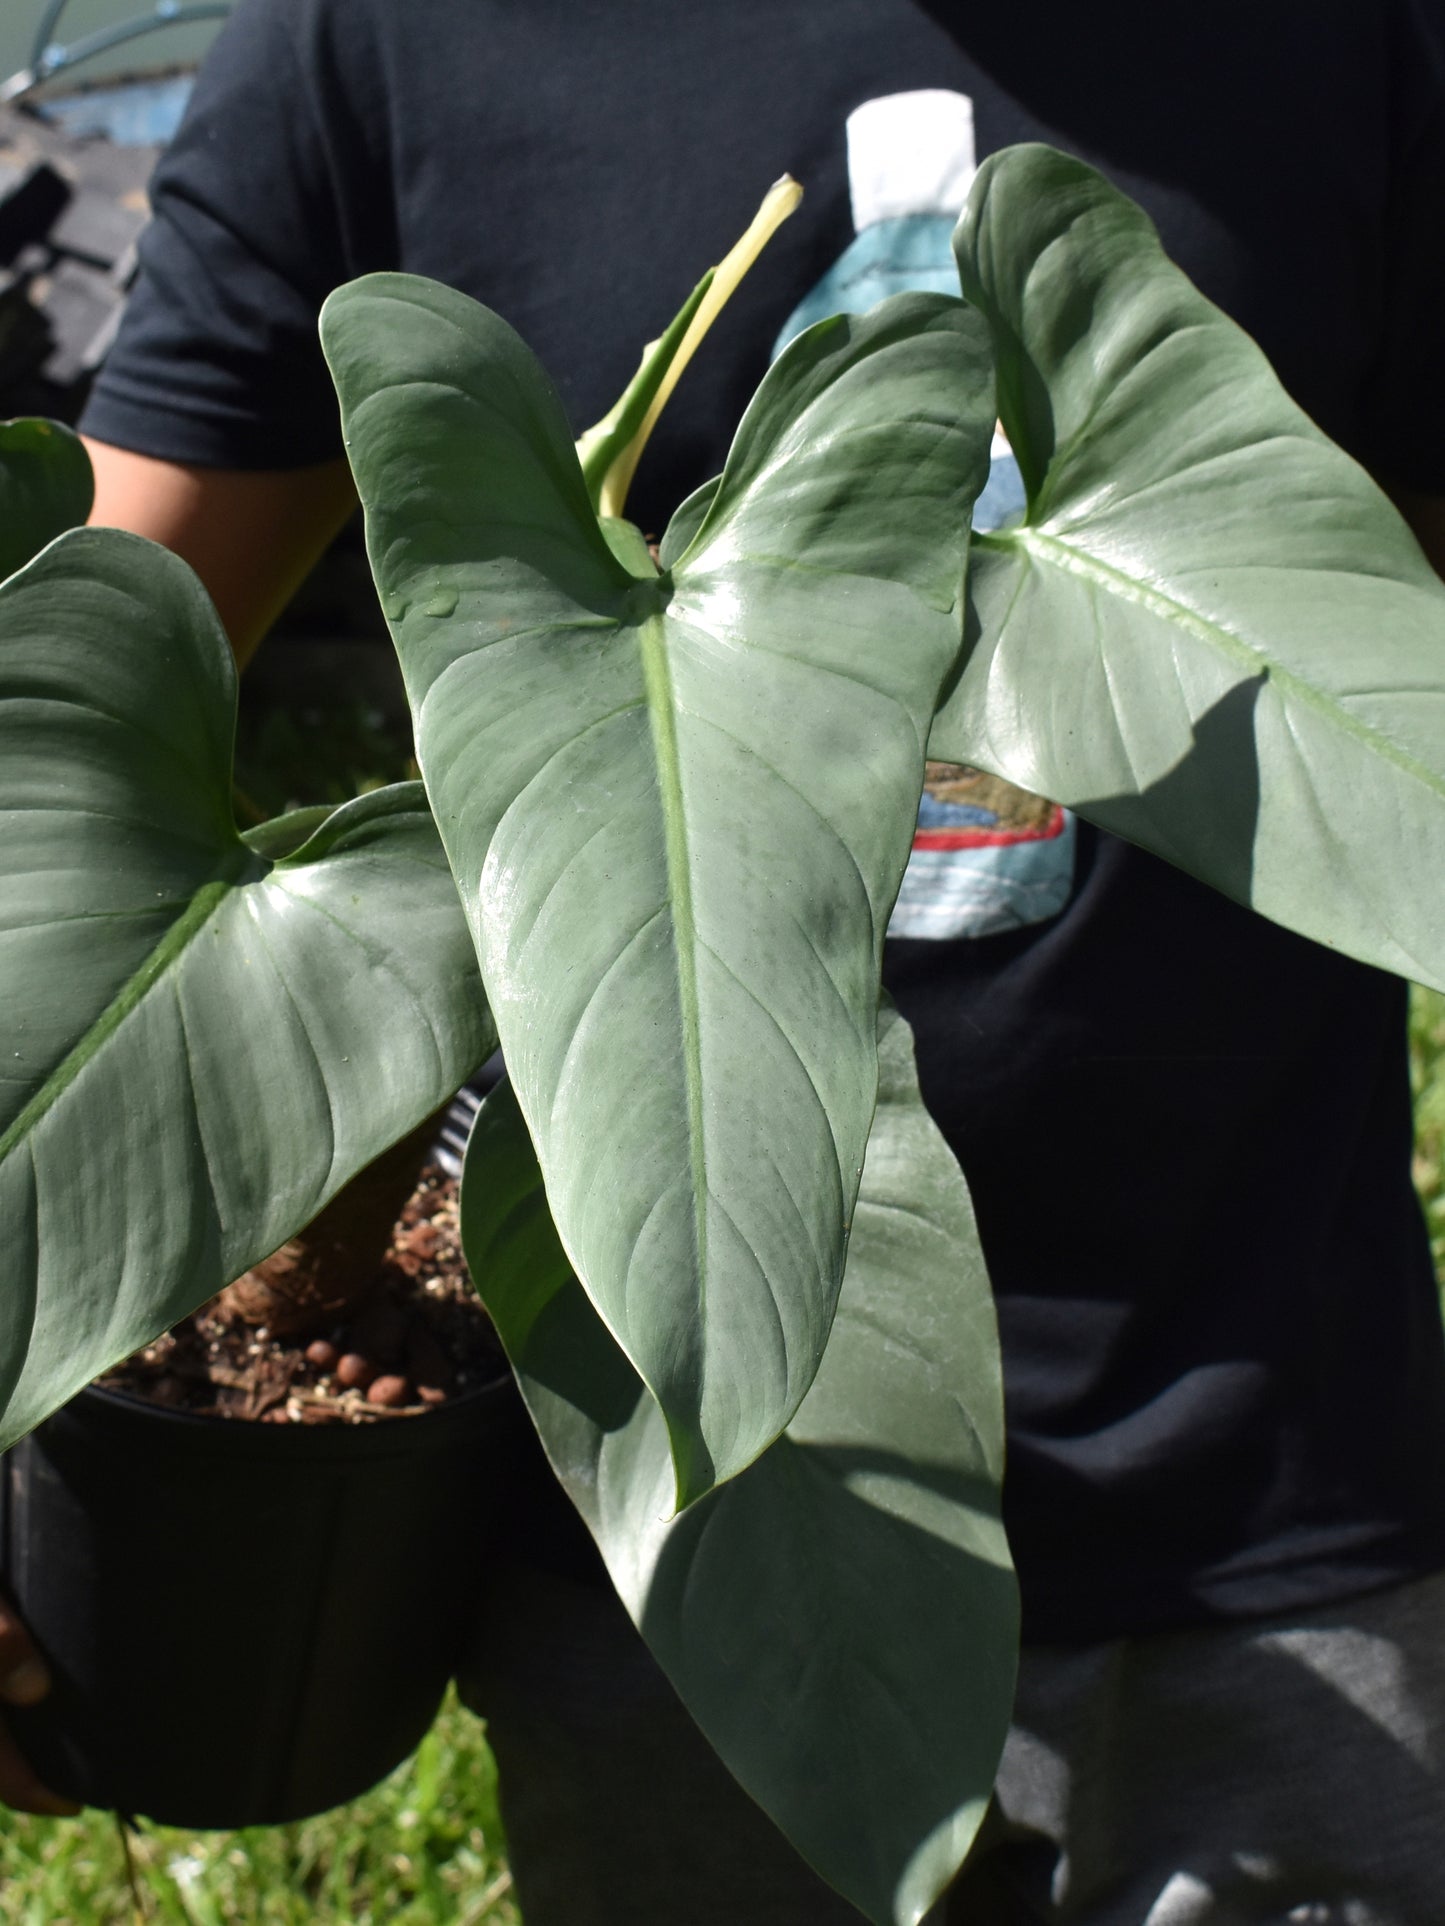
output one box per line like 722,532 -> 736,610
3,144 -> 1445,1922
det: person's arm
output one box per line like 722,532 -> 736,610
83,441 -> 357,667
73,0 -> 387,664
0,1597 -> 80,1816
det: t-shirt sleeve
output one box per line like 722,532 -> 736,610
79,0 -> 391,469
1353,0 -> 1445,493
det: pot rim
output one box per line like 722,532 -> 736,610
61,1364 -> 521,1465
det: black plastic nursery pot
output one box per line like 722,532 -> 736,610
0,1369 -> 528,1827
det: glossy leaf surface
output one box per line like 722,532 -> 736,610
932,144 -> 1445,991
324,276 -> 993,1501
0,530 -> 492,1446
0,418 -> 93,582
461,999 -> 1015,1926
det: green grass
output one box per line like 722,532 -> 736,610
0,1690 -> 519,1925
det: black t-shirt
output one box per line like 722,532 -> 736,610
83,0 -> 1445,1640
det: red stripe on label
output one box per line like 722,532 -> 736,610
913,805 -> 1067,852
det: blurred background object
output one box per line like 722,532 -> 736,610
1,2 -> 226,130
1,2 -> 229,423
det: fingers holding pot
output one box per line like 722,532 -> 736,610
0,1596 -> 81,1815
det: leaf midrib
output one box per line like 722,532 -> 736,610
977,525 -> 1445,802
636,607 -> 708,1328
0,857 -> 263,1160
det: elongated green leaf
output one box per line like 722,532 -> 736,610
0,529 -> 492,1447
930,144 -> 1445,990
323,277 -> 992,1503
0,418 -> 93,582
461,999 -> 1016,1926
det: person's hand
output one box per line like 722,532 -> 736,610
0,1596 -> 81,1815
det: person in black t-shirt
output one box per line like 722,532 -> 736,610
6,1 -> 1445,1917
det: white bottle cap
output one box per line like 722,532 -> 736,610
846,90 -> 978,231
